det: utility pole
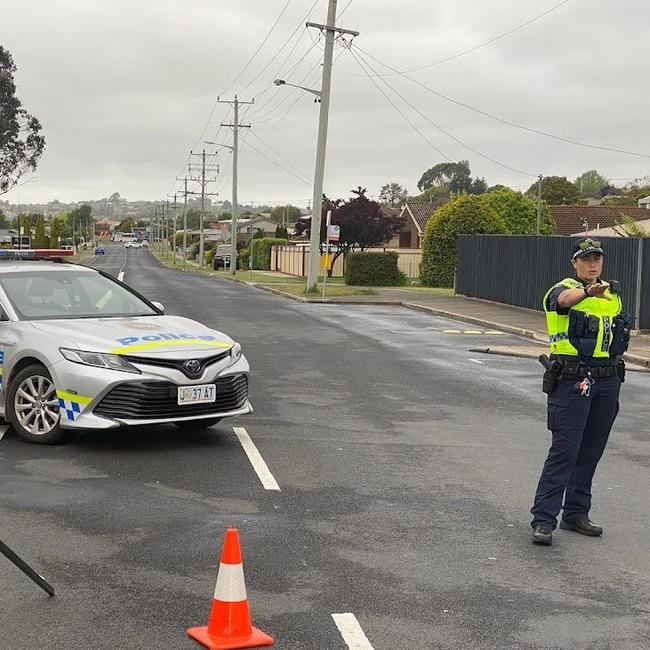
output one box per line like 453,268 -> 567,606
165,199 -> 170,259
217,96 -> 253,275
536,174 -> 543,236
305,1 -> 359,291
189,150 -> 219,269
176,177 -> 189,271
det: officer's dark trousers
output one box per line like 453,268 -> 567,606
531,374 -> 621,528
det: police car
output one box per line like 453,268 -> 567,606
0,250 -> 251,444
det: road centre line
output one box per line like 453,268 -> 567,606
117,271 -> 125,282
469,358 -> 485,365
0,425 -> 8,441
232,427 -> 280,491
332,613 -> 375,649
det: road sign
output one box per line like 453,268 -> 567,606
327,225 -> 340,242
320,253 -> 332,270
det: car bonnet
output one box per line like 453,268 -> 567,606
31,315 -> 235,357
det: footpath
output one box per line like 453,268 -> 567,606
230,272 -> 650,370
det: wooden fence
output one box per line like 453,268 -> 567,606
270,246 -> 422,278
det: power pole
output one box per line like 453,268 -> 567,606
218,96 -> 253,275
305,1 -> 359,291
176,177 -> 188,270
189,150 -> 219,269
536,174 -> 543,236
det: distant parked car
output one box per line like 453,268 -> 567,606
94,246 -> 105,255
141,240 -> 149,248
212,245 -> 238,270
130,242 -> 143,249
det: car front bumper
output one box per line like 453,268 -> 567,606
50,355 -> 251,430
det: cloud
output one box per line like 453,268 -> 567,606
1,0 -> 648,205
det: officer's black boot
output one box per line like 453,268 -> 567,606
559,518 -> 603,536
532,524 -> 553,546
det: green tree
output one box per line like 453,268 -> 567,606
0,209 -> 8,229
378,182 -> 408,208
0,46 -> 45,194
218,211 -> 232,220
420,194 -> 507,287
33,214 -> 47,247
417,160 -> 487,200
20,214 -> 31,240
117,217 -> 135,232
275,224 -> 288,239
481,187 -> 555,235
270,205 -> 301,223
616,215 -> 650,237
527,176 -> 580,204
49,217 -> 62,247
574,170 -> 608,197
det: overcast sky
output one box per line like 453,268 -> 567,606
1,0 -> 649,207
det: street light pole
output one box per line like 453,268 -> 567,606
306,0 -> 338,292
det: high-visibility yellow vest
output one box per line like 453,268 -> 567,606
543,277 -> 623,358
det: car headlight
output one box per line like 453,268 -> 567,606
60,348 -> 141,374
228,342 -> 242,366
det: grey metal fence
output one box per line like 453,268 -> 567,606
456,235 -> 649,329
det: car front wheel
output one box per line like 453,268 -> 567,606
8,364 -> 65,444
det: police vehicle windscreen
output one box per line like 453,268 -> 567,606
0,270 -> 158,320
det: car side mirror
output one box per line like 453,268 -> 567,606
151,301 -> 165,314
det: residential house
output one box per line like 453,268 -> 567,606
547,205 -> 650,236
387,202 -> 438,248
206,216 -> 279,245
638,196 -> 650,209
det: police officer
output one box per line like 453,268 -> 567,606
531,238 -> 630,546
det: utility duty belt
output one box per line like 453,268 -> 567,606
538,355 -> 625,395
556,360 -> 619,379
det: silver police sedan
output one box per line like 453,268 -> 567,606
0,256 -> 251,443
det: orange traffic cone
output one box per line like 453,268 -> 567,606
187,528 -> 274,650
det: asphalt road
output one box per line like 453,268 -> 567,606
1,243 -> 650,649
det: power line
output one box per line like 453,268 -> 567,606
249,130 -> 314,185
354,45 -> 650,160
348,48 -> 452,162
219,0 -> 293,98
340,0 -> 570,77
352,47 -> 536,177
237,0 -> 321,97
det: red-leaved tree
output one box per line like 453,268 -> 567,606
294,187 -> 405,275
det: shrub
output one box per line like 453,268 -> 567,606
420,194 -> 507,287
239,247 -> 250,269
249,237 -> 289,270
344,251 -> 407,286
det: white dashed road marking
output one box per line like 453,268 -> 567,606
332,613 -> 375,649
117,271 -> 125,282
0,425 -> 9,440
469,358 -> 485,365
233,427 -> 280,491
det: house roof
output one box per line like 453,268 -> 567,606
402,202 -> 438,234
547,205 -> 650,235
638,196 -> 650,205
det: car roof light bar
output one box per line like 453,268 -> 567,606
0,249 -> 75,260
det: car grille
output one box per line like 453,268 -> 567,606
93,374 -> 248,420
121,350 -> 231,379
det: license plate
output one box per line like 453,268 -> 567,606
177,384 -> 216,405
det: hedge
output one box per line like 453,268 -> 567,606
344,251 -> 407,286
249,238 -> 289,270
420,194 -> 507,287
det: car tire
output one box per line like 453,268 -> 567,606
7,364 -> 65,444
173,418 -> 221,431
